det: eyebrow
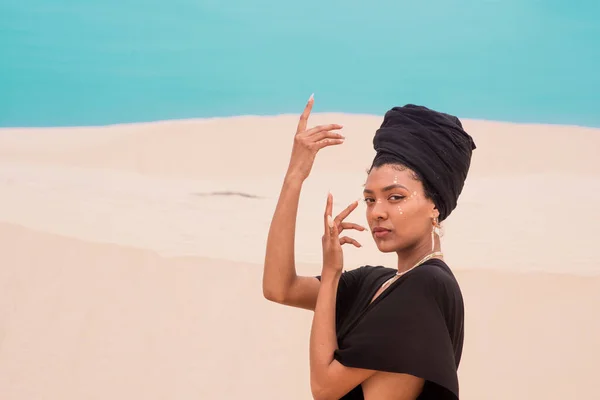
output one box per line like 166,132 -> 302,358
363,183 -> 409,194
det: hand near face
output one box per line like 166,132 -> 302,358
321,193 -> 366,275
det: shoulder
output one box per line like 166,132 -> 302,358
314,265 -> 387,285
341,264 -> 392,280
405,259 -> 462,300
336,265 -> 394,295
410,259 -> 458,284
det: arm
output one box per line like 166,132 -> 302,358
309,271 -> 375,400
310,193 -> 374,400
262,173 -> 320,310
262,95 -> 345,310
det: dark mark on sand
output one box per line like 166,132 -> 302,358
194,191 -> 263,199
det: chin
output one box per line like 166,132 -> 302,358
374,240 -> 401,253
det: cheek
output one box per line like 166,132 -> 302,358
395,196 -> 414,216
392,203 -> 427,230
395,197 -> 418,217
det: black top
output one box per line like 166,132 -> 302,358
317,259 -> 464,399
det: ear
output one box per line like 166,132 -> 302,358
431,207 -> 440,220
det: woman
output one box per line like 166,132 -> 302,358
263,95 -> 476,400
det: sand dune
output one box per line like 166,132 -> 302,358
1,114 -> 599,399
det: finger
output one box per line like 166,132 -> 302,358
334,201 -> 359,225
324,192 -> 333,233
296,94 -> 314,134
314,138 -> 345,150
329,215 -> 339,238
339,236 -> 362,248
327,194 -> 340,239
305,124 -> 344,136
340,222 -> 367,233
311,130 -> 345,142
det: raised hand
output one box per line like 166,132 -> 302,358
322,193 -> 365,275
286,94 -> 345,181
332,199 -> 366,248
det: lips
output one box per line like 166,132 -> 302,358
372,227 -> 391,233
372,227 -> 392,238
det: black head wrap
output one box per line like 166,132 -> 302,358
371,104 -> 476,222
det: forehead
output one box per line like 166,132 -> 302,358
364,165 -> 421,190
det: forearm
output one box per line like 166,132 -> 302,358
309,270 -> 341,392
262,173 -> 304,301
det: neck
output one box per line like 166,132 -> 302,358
396,235 -> 442,274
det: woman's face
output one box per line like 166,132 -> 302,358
363,164 -> 438,253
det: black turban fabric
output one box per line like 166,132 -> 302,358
372,104 -> 476,221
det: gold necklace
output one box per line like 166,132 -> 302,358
380,251 -> 444,290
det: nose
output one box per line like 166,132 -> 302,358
369,200 -> 388,221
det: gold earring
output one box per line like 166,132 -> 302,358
431,217 -> 438,252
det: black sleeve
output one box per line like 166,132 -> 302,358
333,265 -> 462,399
316,266 -> 370,329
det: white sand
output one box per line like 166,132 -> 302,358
1,114 -> 599,399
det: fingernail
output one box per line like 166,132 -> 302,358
308,93 -> 314,102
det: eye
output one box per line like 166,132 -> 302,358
389,195 -> 406,201
363,197 -> 375,204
